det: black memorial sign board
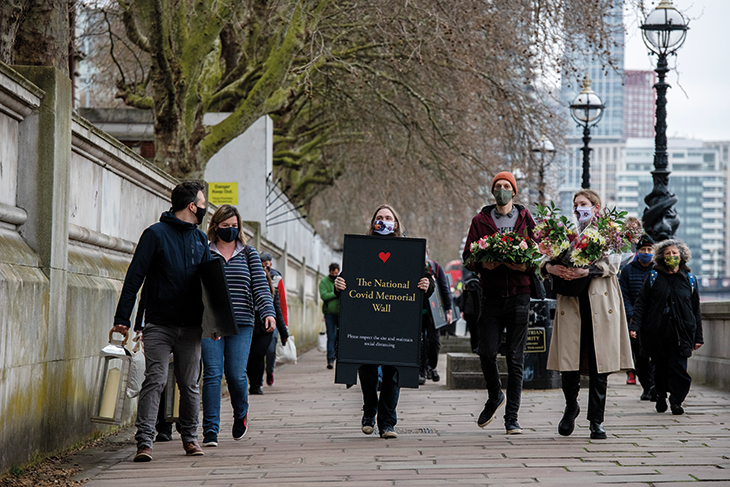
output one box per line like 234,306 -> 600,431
335,234 -> 426,388
199,258 -> 239,337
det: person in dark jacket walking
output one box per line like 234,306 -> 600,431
112,181 -> 211,462
462,171 -> 535,435
247,266 -> 289,395
619,234 -> 656,400
630,239 -> 703,415
334,204 -> 434,439
458,268 -> 482,353
420,254 -> 453,384
260,252 -> 288,386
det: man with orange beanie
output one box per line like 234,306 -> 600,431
462,171 -> 536,435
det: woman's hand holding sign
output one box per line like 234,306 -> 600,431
417,277 -> 430,291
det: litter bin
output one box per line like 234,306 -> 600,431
523,298 -> 560,389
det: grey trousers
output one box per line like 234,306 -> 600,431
135,323 -> 202,449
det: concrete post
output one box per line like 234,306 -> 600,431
14,66 -> 71,356
13,67 -> 72,446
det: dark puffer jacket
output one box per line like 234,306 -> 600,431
630,262 -> 703,358
618,258 -> 654,322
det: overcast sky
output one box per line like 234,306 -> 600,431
624,1 -> 730,141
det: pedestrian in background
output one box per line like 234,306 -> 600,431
247,266 -> 289,395
334,204 -> 434,439
619,234 -> 656,401
260,252 -> 288,386
200,204 -> 276,447
630,239 -> 703,415
458,268 -> 482,353
420,252 -> 452,384
543,189 -> 633,440
319,262 -> 341,369
112,181 -> 211,462
462,171 -> 535,435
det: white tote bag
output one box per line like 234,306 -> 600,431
126,335 -> 146,398
276,335 -> 297,365
317,332 -> 327,353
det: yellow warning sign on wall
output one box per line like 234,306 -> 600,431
208,183 -> 238,205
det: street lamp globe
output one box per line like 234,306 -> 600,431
532,135 -> 556,157
641,0 -> 689,56
570,75 -> 604,126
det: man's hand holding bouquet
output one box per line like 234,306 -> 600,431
465,231 -> 541,272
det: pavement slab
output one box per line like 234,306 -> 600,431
68,347 -> 730,486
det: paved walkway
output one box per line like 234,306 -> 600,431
71,348 -> 730,486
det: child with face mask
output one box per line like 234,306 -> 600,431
629,239 -> 703,415
619,235 -> 657,400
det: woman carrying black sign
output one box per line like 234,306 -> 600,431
334,204 -> 434,439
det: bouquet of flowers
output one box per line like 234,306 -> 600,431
466,231 -> 540,266
533,202 -> 578,260
535,202 -> 643,268
569,226 -> 607,267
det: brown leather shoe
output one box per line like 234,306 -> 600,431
183,441 -> 204,456
133,447 -> 152,462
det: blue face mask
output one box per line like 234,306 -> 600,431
216,227 -> 239,243
637,253 -> 653,265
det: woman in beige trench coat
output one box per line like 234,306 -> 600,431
543,190 -> 633,440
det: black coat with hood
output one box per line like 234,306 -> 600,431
114,210 -> 211,328
629,240 -> 703,358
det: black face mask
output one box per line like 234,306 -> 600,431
194,205 -> 206,224
216,227 -> 239,243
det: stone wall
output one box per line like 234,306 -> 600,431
0,63 -> 336,474
689,301 -> 730,392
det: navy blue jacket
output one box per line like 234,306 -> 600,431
618,258 -> 654,321
115,211 -> 211,328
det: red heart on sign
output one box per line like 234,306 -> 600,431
378,252 -> 391,263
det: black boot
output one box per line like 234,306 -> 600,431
559,371 -> 581,436
558,401 -> 580,436
589,421 -> 606,439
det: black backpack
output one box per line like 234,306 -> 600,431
461,277 -> 482,320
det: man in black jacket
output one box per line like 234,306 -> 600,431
619,234 -> 656,400
112,181 -> 211,462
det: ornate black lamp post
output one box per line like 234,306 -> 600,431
569,74 -> 605,189
640,0 -> 689,241
531,135 -> 556,206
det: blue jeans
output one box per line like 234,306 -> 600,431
201,326 -> 254,436
324,313 -> 339,363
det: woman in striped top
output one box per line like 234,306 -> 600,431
200,204 -> 276,447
